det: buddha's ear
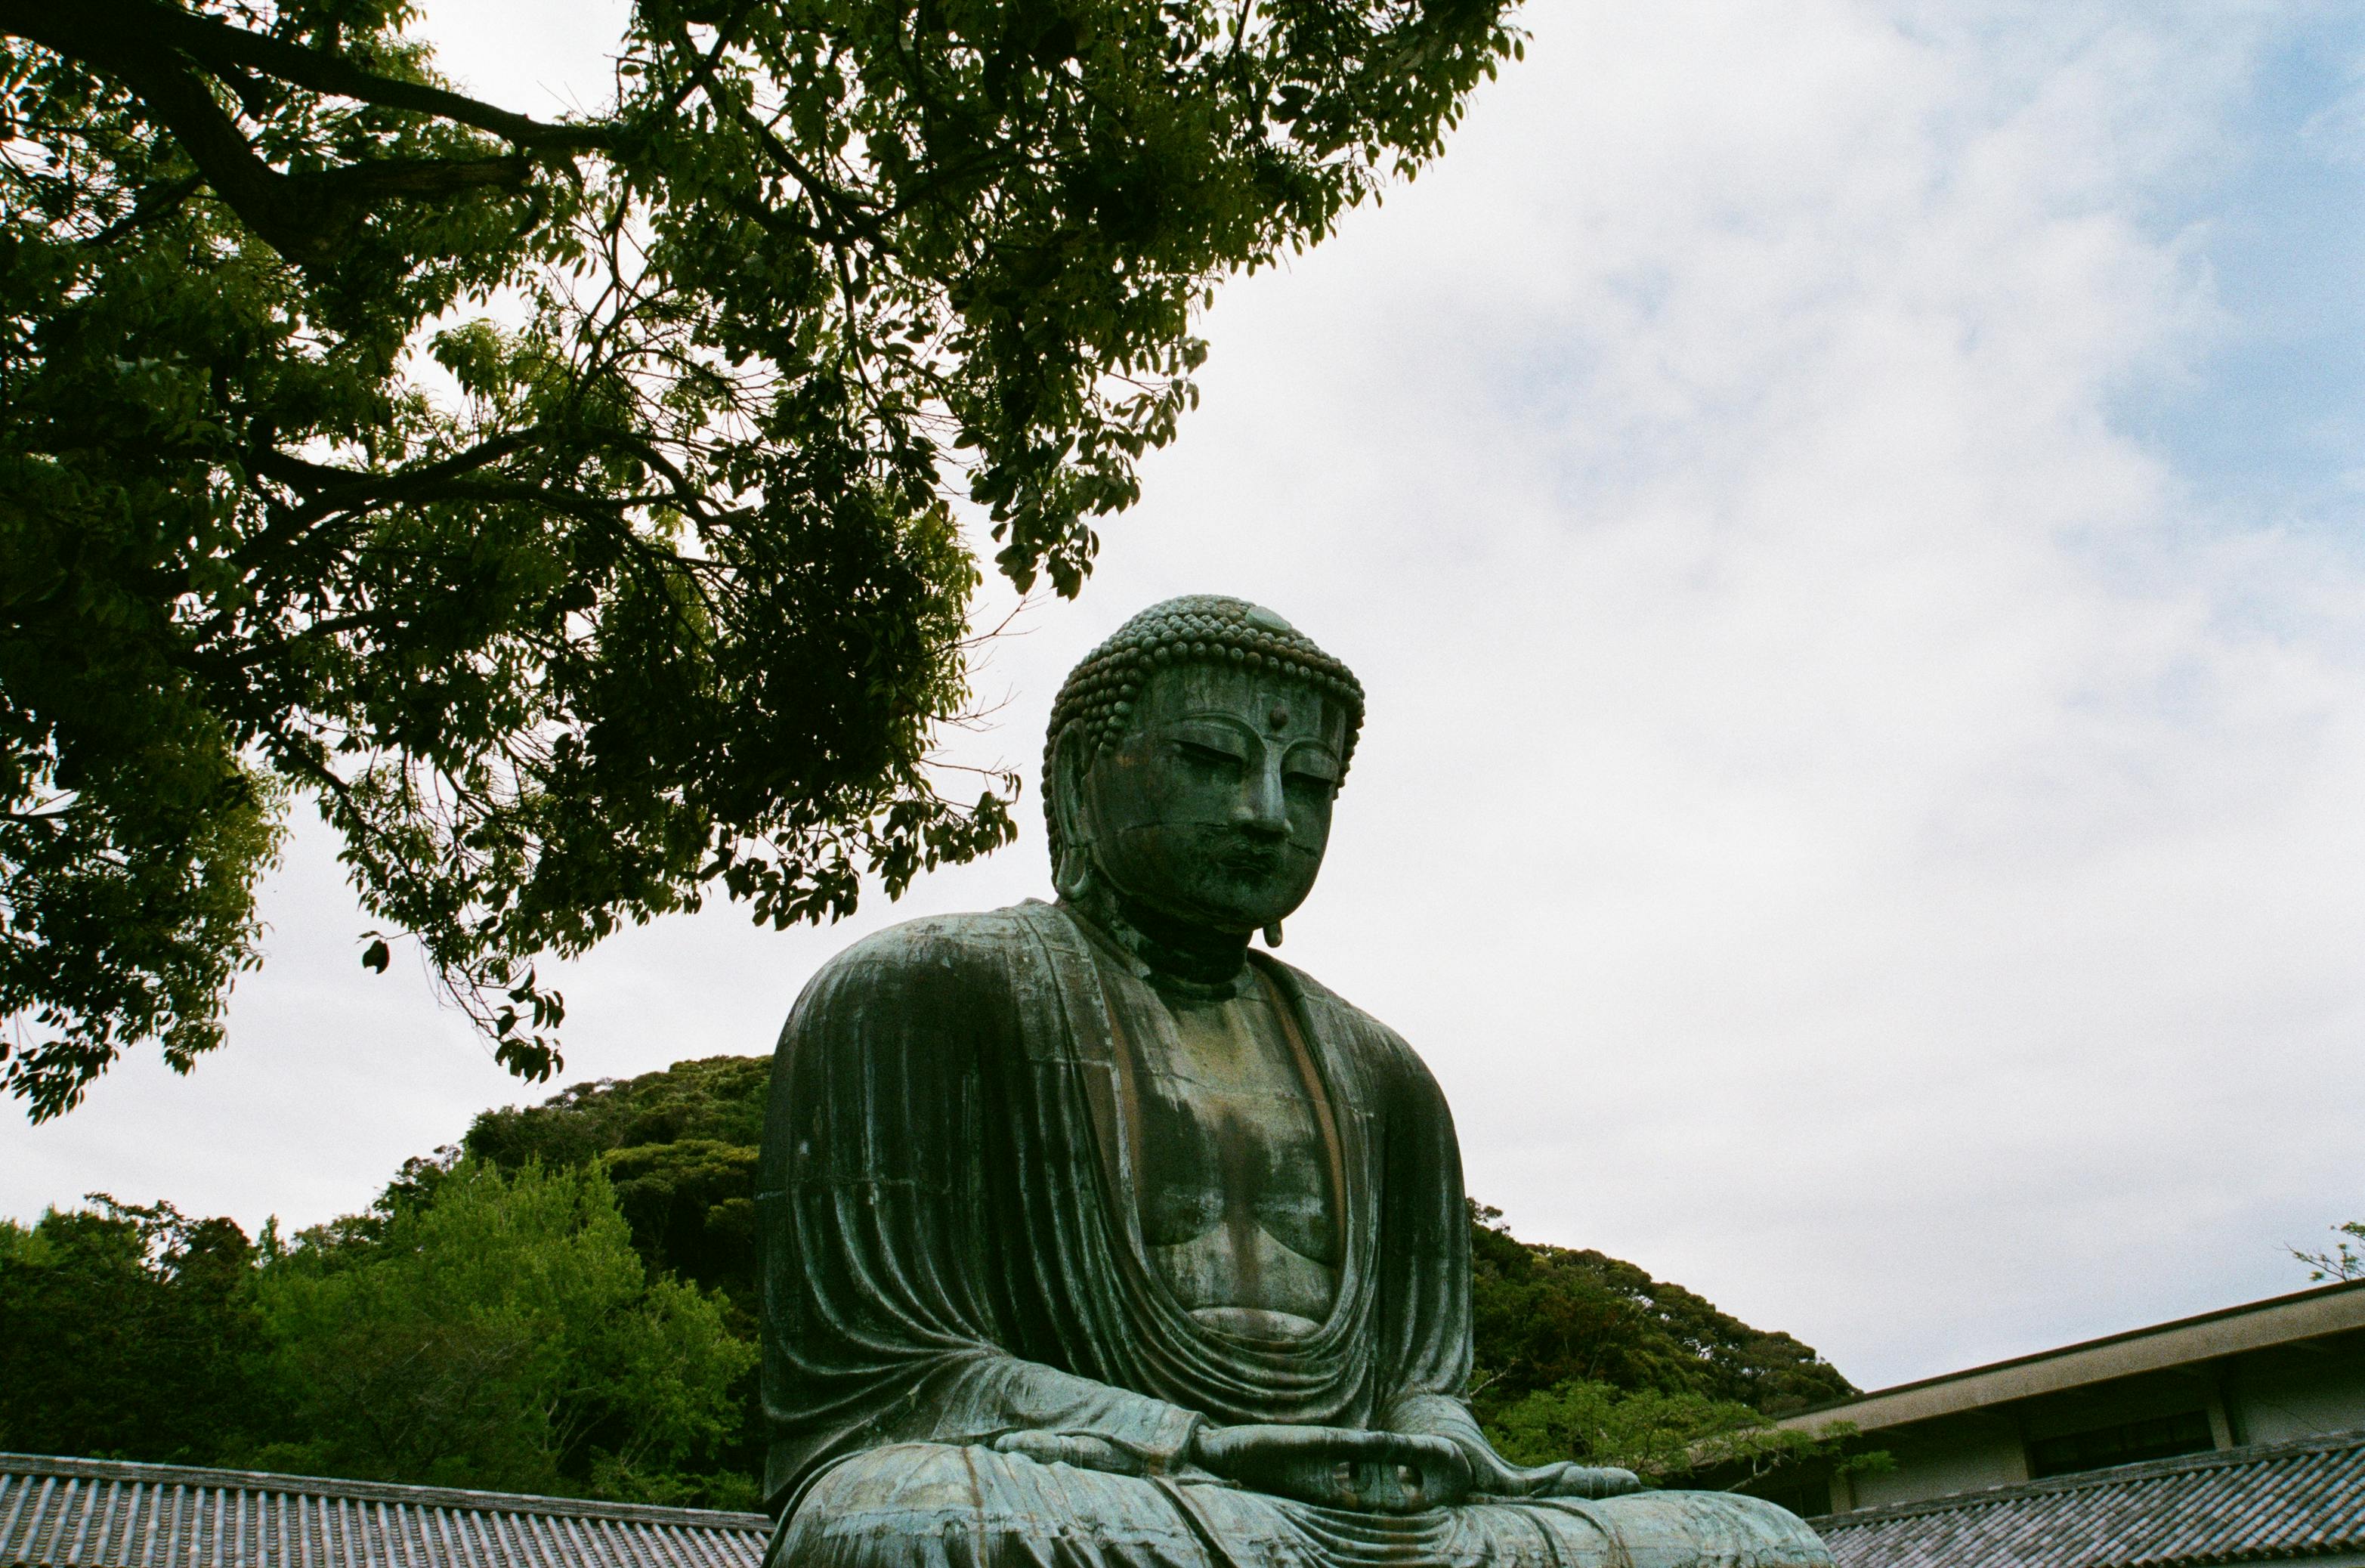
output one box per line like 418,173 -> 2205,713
1049,724 -> 1099,901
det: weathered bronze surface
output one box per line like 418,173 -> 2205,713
756,597 -> 1832,1568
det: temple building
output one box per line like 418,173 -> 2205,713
1784,1276 -> 2365,1567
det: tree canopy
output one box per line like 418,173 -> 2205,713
0,1158 -> 756,1505
251,1158 -> 753,1498
466,1053 -> 768,1310
0,0 -> 1522,1118
1461,1202 -> 1871,1494
1467,1203 -> 1855,1421
0,1195 -> 267,1465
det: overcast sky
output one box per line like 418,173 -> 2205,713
11,0 -> 2365,1395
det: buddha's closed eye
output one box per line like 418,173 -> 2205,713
1177,740 -> 1247,770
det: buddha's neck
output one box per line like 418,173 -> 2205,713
1064,883 -> 1251,991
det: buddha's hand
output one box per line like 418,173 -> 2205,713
1461,1447 -> 1643,1501
1189,1424 -> 1471,1513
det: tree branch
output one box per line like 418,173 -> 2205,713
248,428 -> 542,500
0,0 -> 613,151
85,173 -> 202,247
22,11 -> 338,262
3,0 -> 574,264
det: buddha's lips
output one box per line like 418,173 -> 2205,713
1210,843 -> 1288,876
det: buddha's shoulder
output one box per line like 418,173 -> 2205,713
1260,959 -> 1434,1084
1261,955 -> 1386,1031
790,903 -> 1057,1009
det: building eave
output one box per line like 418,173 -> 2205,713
1779,1276 -> 2365,1436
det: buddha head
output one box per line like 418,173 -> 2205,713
1044,596 -> 1365,942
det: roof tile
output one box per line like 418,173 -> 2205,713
0,1455 -> 769,1568
1816,1430 -> 2365,1568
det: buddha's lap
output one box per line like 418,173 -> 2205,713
771,1444 -> 1832,1568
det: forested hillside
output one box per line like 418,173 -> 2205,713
1,1056 -> 1860,1505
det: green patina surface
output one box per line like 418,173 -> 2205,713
753,598 -> 1836,1568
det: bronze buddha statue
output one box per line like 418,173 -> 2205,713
756,596 -> 1831,1568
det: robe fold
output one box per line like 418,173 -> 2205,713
757,902 -> 1829,1568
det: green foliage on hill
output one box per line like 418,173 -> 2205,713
251,1159 -> 753,1502
465,1055 -> 769,1312
0,1158 -> 753,1507
0,1197 -> 269,1465
1463,1205 -> 1858,1483
0,1053 -> 1858,1505
1468,1202 -> 1854,1418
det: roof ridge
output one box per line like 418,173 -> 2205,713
0,1451 -> 773,1530
1813,1426 -> 2365,1530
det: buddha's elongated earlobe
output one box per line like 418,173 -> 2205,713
1262,922 -> 1283,948
1054,843 -> 1098,902
1049,725 -> 1099,902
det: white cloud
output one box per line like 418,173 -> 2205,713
11,0 -> 2365,1393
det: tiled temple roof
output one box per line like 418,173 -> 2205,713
20,1434 -> 2365,1568
1814,1430 -> 2365,1568
0,1452 -> 771,1568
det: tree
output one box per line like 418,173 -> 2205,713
1485,1378 -> 1881,1494
0,0 -> 1523,1119
2292,1219 -> 2365,1282
0,1195 -> 273,1463
465,1053 -> 769,1304
465,1055 -> 776,1485
1463,1202 -> 1869,1501
251,1157 -> 755,1504
0,1155 -> 755,1505
1467,1203 -> 1855,1422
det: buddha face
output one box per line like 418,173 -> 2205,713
1071,660 -> 1349,936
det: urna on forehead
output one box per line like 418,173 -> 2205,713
1043,595 -> 1367,781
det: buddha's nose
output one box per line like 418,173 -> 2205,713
1235,756 -> 1288,836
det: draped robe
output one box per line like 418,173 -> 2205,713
757,902 -> 1830,1568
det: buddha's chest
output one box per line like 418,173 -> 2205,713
1124,985 -> 1342,1332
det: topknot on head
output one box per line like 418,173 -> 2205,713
1041,596 -> 1366,849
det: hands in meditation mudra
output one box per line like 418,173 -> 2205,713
757,598 -> 1832,1568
